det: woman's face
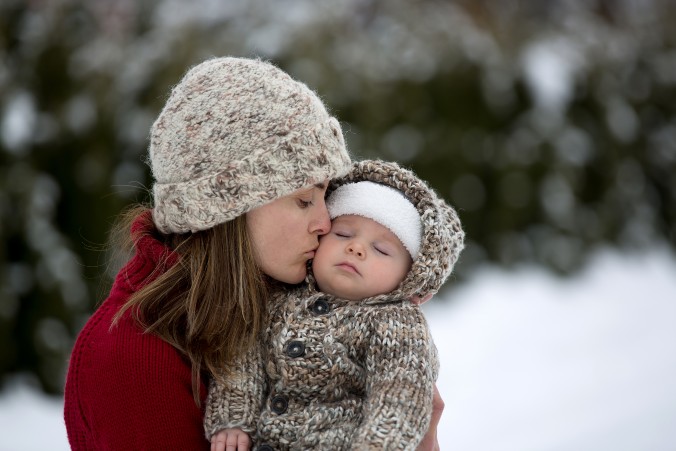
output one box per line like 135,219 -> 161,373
246,182 -> 331,284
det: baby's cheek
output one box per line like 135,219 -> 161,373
375,267 -> 404,292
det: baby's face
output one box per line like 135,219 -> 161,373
312,215 -> 412,301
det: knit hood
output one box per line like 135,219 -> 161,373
311,159 -> 464,302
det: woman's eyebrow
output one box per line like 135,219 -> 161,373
297,183 -> 326,196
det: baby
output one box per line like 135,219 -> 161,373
205,160 -> 464,451
314,179 -> 423,302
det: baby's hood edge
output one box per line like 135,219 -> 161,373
327,159 -> 465,299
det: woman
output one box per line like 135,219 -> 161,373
63,56 -> 443,450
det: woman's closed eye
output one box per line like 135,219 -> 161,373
296,199 -> 313,208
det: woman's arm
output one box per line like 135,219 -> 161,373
69,316 -> 210,450
416,384 -> 444,451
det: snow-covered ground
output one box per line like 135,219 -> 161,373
2,247 -> 675,451
427,248 -> 676,451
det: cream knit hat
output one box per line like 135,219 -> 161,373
149,57 -> 352,234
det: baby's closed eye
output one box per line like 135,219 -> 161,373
332,229 -> 353,238
373,245 -> 390,256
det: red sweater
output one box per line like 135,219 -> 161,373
64,213 -> 210,450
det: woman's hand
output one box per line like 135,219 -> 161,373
210,428 -> 251,451
417,383 -> 444,451
410,293 -> 433,306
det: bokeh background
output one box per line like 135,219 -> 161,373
1,0 -> 675,442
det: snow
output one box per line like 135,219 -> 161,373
426,248 -> 676,451
521,37 -> 584,116
0,377 -> 68,451
2,247 -> 676,451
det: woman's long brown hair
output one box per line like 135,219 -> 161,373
111,205 -> 268,404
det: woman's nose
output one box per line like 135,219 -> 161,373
310,207 -> 331,235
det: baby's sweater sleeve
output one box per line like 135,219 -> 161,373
203,343 -> 267,440
352,303 -> 439,450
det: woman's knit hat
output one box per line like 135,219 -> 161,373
326,160 -> 465,300
326,181 -> 422,259
149,57 -> 352,234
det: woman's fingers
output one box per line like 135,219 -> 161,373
410,293 -> 434,305
417,383 -> 444,450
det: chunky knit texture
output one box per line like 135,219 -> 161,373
150,57 -> 352,234
205,160 -> 464,450
64,212 -> 210,450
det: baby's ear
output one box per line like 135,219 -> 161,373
410,293 -> 433,305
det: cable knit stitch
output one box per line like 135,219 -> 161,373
205,160 -> 464,450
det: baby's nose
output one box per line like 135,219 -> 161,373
347,243 -> 365,257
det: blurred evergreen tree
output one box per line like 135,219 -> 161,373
1,0 -> 674,394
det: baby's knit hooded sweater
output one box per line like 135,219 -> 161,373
205,160 -> 464,450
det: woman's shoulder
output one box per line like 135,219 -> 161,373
72,297 -> 190,380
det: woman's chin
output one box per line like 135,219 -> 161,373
280,268 -> 307,285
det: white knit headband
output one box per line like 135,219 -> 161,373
326,181 -> 422,258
